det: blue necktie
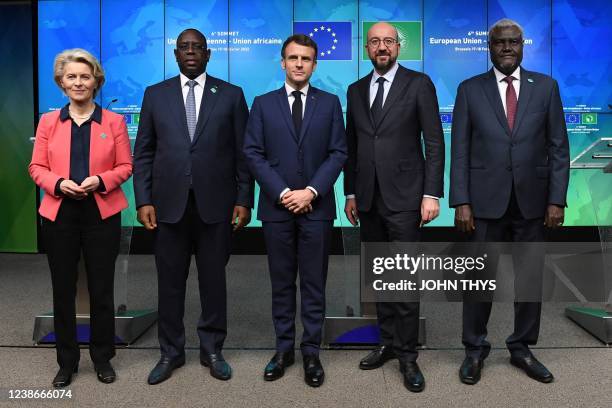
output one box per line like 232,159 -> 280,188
186,80 -> 197,141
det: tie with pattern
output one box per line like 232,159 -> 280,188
371,77 -> 386,125
292,90 -> 303,136
503,76 -> 517,131
186,80 -> 197,141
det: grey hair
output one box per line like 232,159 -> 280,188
488,18 -> 524,41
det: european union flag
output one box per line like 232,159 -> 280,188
293,21 -> 352,60
440,113 -> 453,124
123,114 -> 132,125
565,113 -> 580,124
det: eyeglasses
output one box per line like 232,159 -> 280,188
367,37 -> 398,48
176,42 -> 207,52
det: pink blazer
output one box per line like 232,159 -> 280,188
29,109 -> 133,221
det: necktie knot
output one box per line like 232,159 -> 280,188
187,79 -> 197,89
292,90 -> 302,99
376,77 -> 386,85
503,76 -> 515,85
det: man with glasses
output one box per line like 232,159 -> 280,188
134,28 -> 253,385
343,22 -> 444,392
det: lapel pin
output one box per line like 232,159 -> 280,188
210,85 -> 218,94
100,133 -> 107,139
527,78 -> 534,83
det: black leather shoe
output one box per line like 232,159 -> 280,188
510,355 -> 554,383
400,362 -> 425,393
359,345 -> 395,370
95,362 -> 116,384
200,352 -> 232,381
264,351 -> 295,381
303,355 -> 324,387
459,357 -> 483,385
147,356 -> 185,385
52,363 -> 78,388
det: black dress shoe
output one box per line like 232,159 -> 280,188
510,355 -> 554,383
200,353 -> 232,381
95,362 -> 116,384
359,345 -> 395,370
400,362 -> 425,393
303,355 -> 324,387
264,351 -> 295,381
147,356 -> 185,385
459,357 -> 483,385
52,363 -> 78,388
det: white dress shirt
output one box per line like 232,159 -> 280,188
285,82 -> 308,117
180,72 -> 206,122
279,82 -> 317,200
369,61 -> 400,108
493,66 -> 521,116
346,63 -> 438,201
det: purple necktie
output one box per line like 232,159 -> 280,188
503,76 -> 517,131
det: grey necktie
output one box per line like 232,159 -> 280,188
185,80 -> 197,141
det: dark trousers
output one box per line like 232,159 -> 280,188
43,196 -> 120,369
359,189 -> 421,363
155,191 -> 231,359
463,190 -> 545,359
262,217 -> 333,356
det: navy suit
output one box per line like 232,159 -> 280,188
244,86 -> 347,354
133,75 -> 254,359
450,68 -> 569,358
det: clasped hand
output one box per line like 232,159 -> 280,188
59,176 -> 100,199
281,189 -> 314,214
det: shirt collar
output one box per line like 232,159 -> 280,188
371,62 -> 400,86
180,72 -> 207,89
494,66 -> 521,83
285,82 -> 309,97
59,103 -> 102,124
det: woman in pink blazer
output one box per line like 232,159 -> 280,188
29,49 -> 132,388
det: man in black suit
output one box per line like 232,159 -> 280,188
450,18 -> 569,385
133,28 -> 254,385
344,22 -> 445,392
244,34 -> 347,387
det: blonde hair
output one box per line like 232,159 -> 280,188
53,48 -> 105,97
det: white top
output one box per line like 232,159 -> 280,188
180,72 -> 206,122
493,66 -> 521,116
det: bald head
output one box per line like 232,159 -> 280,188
367,22 -> 398,42
365,22 -> 400,75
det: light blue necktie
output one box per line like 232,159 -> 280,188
185,80 -> 197,141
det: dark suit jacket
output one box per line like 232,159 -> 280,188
243,86 -> 347,222
133,75 -> 254,224
449,68 -> 570,219
344,64 -> 445,212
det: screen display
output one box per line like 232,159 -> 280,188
38,0 -> 611,227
